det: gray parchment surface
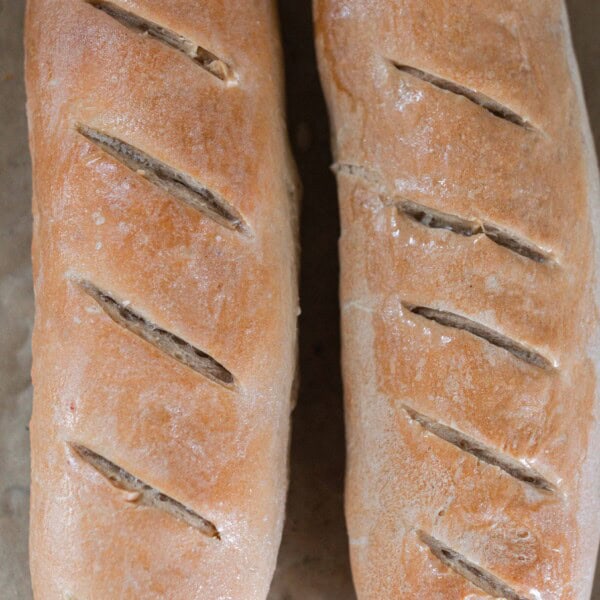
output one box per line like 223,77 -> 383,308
0,1 -> 598,598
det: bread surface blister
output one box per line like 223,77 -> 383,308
26,1 -> 297,598
316,1 -> 600,599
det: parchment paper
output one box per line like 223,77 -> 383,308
0,1 -> 598,598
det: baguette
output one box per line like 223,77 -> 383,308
315,1 -> 600,598
25,1 -> 298,597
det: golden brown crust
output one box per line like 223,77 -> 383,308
26,1 -> 297,598
315,1 -> 600,598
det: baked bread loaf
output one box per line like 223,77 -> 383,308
25,1 -> 298,598
315,1 -> 600,598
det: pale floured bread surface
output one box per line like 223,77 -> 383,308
315,1 -> 600,598
26,1 -> 298,598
